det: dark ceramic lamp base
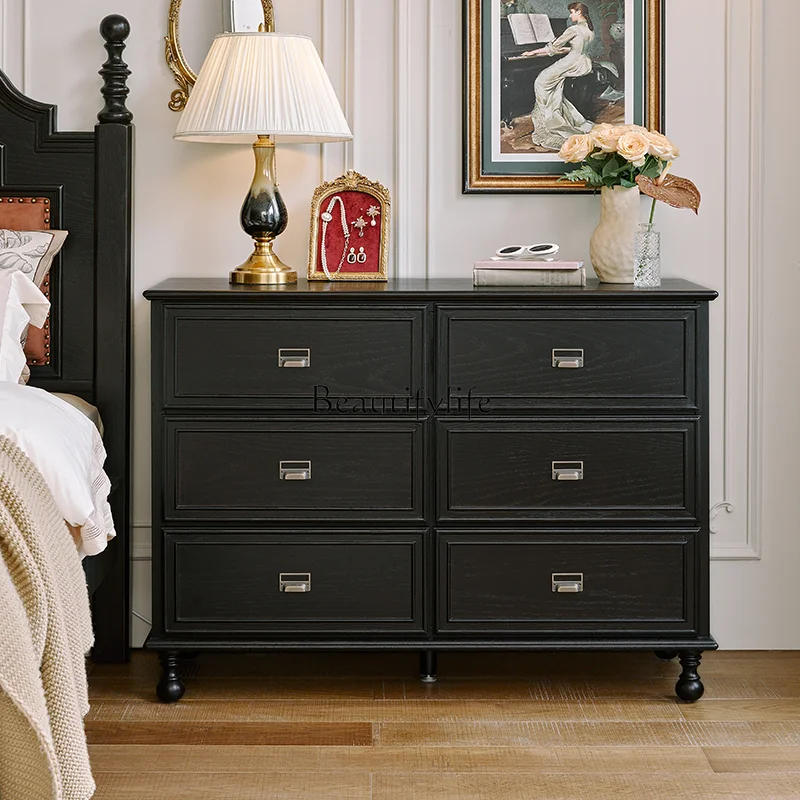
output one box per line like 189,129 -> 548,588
230,136 -> 295,286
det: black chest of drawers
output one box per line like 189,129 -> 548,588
144,277 -> 718,703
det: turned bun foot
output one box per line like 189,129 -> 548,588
675,651 -> 705,703
157,651 -> 186,703
157,675 -> 185,703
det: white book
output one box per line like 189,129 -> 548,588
474,259 -> 584,271
507,13 -> 556,46
473,267 -> 586,287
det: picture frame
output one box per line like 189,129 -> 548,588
307,171 -> 391,282
464,0 -> 664,193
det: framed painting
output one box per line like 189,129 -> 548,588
464,0 -> 664,193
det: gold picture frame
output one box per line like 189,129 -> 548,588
307,171 -> 391,282
464,0 -> 664,193
165,0 -> 275,112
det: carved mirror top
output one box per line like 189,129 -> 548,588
165,0 -> 274,112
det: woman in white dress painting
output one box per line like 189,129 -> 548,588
522,2 -> 595,150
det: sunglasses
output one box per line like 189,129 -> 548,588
494,243 -> 560,259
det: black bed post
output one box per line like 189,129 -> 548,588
91,15 -> 133,663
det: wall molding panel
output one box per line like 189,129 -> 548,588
710,0 -> 764,560
393,0 -> 431,278
320,0 -> 353,181
0,0 -> 25,90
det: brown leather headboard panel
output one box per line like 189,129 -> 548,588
0,196 -> 52,365
0,196 -> 51,229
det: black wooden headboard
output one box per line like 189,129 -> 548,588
0,16 -> 133,662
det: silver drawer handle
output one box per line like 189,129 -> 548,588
278,348 -> 311,368
280,461 -> 312,481
552,573 -> 584,593
552,349 -> 584,369
280,573 -> 311,593
552,461 -> 584,481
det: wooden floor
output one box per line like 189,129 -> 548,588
87,651 -> 800,799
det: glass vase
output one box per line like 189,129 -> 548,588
634,222 -> 661,288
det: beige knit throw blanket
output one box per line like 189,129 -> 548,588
0,435 -> 95,800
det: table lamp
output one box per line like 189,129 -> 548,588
174,28 -> 352,285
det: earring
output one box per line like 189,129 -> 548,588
347,247 -> 357,264
352,217 -> 368,237
357,246 -> 367,264
367,205 -> 380,227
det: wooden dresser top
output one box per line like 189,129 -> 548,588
144,278 -> 718,302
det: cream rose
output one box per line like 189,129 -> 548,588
558,134 -> 594,163
616,130 -> 651,167
646,130 -> 680,160
591,124 -> 627,153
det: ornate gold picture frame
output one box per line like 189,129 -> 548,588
464,0 -> 664,193
165,0 -> 275,112
308,171 -> 391,282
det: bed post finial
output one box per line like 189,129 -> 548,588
98,15 -> 133,124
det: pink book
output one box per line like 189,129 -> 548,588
473,259 -> 584,271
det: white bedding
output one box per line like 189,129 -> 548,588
0,382 -> 116,557
0,269 -> 49,383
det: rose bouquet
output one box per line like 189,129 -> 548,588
557,124 -> 701,284
558,124 -> 701,219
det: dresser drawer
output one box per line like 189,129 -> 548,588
437,533 -> 697,635
437,420 -> 697,524
163,419 -> 426,522
164,531 -> 425,634
438,306 -> 698,411
160,305 -> 426,410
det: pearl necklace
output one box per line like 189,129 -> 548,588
320,195 -> 350,280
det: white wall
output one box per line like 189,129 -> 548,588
2,0 -> 797,649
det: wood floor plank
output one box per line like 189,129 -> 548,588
84,652 -> 800,798
86,697 -> 683,724
681,699 -> 800,722
89,677 -> 383,702
593,676 -> 800,700
88,745 -> 714,774
372,773 -> 800,800
382,678 -> 540,701
90,651 -> 417,680
703,746 -> 800,773
88,650 -> 800,682
697,656 -> 800,678
93,772 -> 371,800
379,720 -> 800,748
85,722 -> 373,746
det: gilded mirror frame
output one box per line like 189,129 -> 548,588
165,0 -> 275,112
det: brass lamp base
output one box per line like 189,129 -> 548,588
230,237 -> 297,285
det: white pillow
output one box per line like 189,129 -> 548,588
0,229 -> 68,287
0,270 -> 49,383
0,381 -> 116,557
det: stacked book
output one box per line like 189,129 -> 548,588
473,259 -> 586,287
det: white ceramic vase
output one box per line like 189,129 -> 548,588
589,185 -> 640,284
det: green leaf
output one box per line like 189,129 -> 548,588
575,165 -> 597,179
620,177 -> 636,189
602,155 -> 625,180
585,156 -> 606,174
560,164 -> 603,185
639,157 -> 663,180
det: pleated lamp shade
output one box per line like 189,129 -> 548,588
174,32 -> 352,144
